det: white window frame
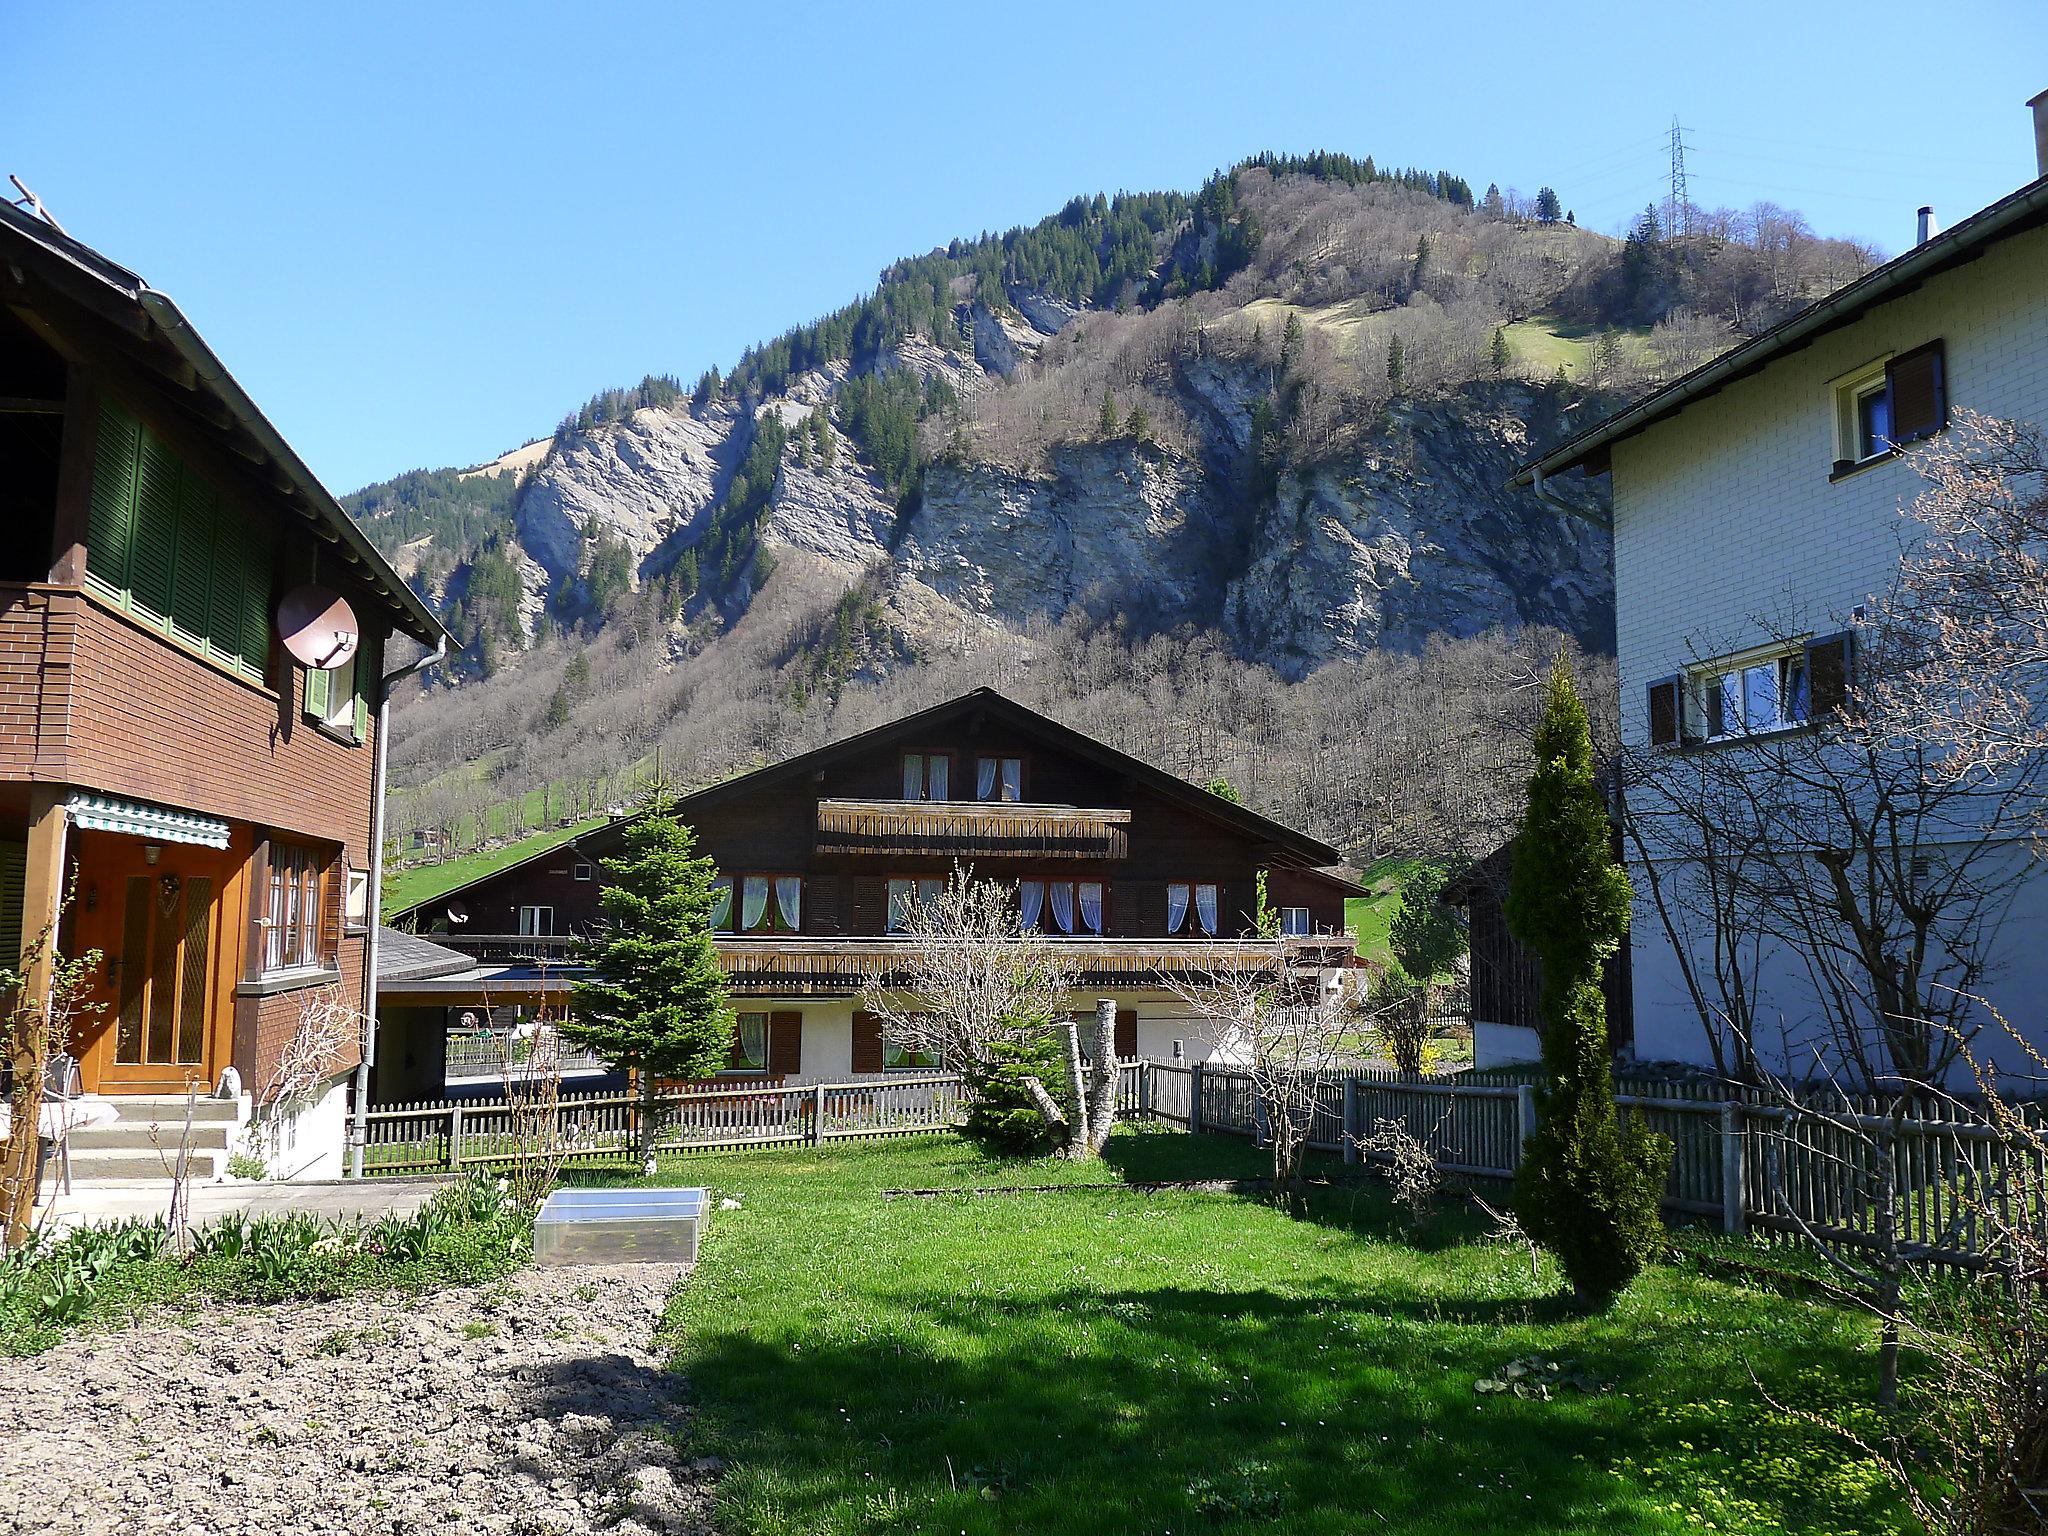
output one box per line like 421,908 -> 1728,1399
321,651 -> 358,733
573,861 -> 594,882
1280,906 -> 1311,937
730,1011 -> 770,1074
1829,355 -> 1893,469
1687,644 -> 1811,742
517,905 -> 554,937
343,863 -> 370,934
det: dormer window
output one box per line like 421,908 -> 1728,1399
902,752 -> 950,801
976,756 -> 1023,802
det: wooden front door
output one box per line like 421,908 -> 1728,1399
72,829 -> 246,1094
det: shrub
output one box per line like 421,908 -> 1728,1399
962,1035 -> 1068,1157
226,1153 -> 268,1181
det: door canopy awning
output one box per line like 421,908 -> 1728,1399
66,793 -> 230,849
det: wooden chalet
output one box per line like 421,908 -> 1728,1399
386,688 -> 1364,1094
1,201 -> 448,1181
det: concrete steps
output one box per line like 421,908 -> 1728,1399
51,1094 -> 248,1187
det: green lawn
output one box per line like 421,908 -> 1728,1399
383,815 -> 608,915
638,1132 -> 1906,1536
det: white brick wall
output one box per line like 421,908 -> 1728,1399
1609,221 -> 2048,1077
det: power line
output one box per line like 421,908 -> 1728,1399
1667,117 -> 1691,238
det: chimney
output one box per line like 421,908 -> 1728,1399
2032,89 -> 2048,180
1917,205 -> 1937,245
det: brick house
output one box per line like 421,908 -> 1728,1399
2,201 -> 447,1179
1512,95 -> 2048,1078
386,687 -> 1362,1094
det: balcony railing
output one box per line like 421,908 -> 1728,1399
424,931 -> 1356,996
814,798 -> 1131,859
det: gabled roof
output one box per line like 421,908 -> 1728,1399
1515,172 -> 2048,487
375,925 -> 477,983
0,199 -> 446,647
392,687 -> 1345,921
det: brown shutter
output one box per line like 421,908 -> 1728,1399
1703,676 -> 1726,739
1805,632 -> 1855,717
1646,676 -> 1681,749
1115,1009 -> 1137,1059
1885,341 -> 1946,445
769,1010 -> 802,1075
850,877 -> 886,935
317,852 -> 341,966
806,876 -> 840,935
851,1009 -> 884,1073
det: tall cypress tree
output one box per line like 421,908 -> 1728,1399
568,790 -> 736,1164
1507,654 -> 1670,1306
1386,335 -> 1406,394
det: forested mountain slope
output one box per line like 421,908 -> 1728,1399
354,156 -> 1878,864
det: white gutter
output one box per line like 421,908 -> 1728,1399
349,634 -> 448,1178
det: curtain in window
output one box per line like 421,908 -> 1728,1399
741,876 -> 769,932
1166,882 -> 1190,937
1019,880 -> 1044,932
1078,882 -> 1103,935
977,757 -> 998,800
1743,663 -> 1779,732
903,756 -> 923,799
927,755 -> 949,799
709,878 -> 733,930
737,1013 -> 767,1070
1002,758 -> 1021,801
1051,881 -> 1075,934
775,877 -> 802,932
1196,883 -> 1219,937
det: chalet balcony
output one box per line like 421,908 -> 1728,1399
814,798 -> 1131,860
422,932 -> 1356,996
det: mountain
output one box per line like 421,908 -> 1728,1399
352,159 -> 1880,864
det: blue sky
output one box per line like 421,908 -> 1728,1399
8,2 -> 2045,492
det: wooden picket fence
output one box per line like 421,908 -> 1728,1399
1137,1060 -> 2048,1273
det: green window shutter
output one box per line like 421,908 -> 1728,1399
206,513 -> 249,670
129,430 -> 181,620
86,399 -> 141,590
0,839 -> 24,969
240,525 -> 275,672
352,630 -> 380,743
169,470 -> 216,645
304,663 -> 330,722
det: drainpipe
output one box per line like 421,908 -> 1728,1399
1530,466 -> 1590,522
349,635 -> 447,1178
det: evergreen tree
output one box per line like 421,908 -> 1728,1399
1280,311 -> 1307,373
1491,326 -> 1511,377
1566,210 -> 1576,226
1125,402 -> 1151,442
1506,655 -> 1670,1307
1205,775 -> 1243,804
1386,334 -> 1406,394
1098,388 -> 1120,438
1482,182 -> 1505,219
542,685 -> 571,731
568,791 -> 737,1165
1410,233 -> 1431,292
1389,864 -> 1466,982
1534,186 -> 1563,224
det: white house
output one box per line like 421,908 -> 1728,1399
1511,93 -> 2048,1084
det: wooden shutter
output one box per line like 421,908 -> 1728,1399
0,839 -> 25,970
304,664 -> 330,722
769,1010 -> 803,1075
1805,632 -> 1855,716
352,629 -> 381,744
850,1009 -> 885,1073
317,853 -> 342,966
1645,675 -> 1681,749
1115,1009 -> 1137,1060
237,524 -> 275,670
86,398 -> 140,590
169,470 -> 216,646
1885,341 -> 1946,445
1703,676 -> 1726,739
850,877 -> 886,935
129,430 -> 181,620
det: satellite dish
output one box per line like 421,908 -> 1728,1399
277,585 -> 360,669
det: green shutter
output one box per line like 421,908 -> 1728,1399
353,629 -> 379,743
169,470 -> 216,645
205,513 -> 248,669
304,663 -> 329,721
238,525 -> 275,672
86,399 -> 140,590
129,431 -> 181,620
0,839 -> 24,970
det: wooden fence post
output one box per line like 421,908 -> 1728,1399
1514,1085 -> 1537,1171
811,1082 -> 826,1146
1342,1077 -> 1359,1164
1189,1062 -> 1205,1136
447,1102 -> 465,1172
1720,1102 -> 1745,1235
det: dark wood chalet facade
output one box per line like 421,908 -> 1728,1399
1,201 -> 448,1178
388,689 -> 1363,1090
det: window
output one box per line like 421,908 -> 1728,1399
1831,341 -> 1946,474
717,874 -> 801,933
901,752 -> 951,801
573,861 -> 594,882
302,634 -> 376,744
1666,633 -> 1854,746
975,756 -> 1023,801
1697,652 -> 1808,740
887,876 -> 945,932
263,843 -> 330,972
1020,879 -> 1105,935
83,397 -> 276,683
884,1040 -> 941,1070
517,905 -> 554,937
343,862 -> 369,933
1166,882 -> 1220,937
729,1011 -> 769,1073
1280,906 -> 1311,937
